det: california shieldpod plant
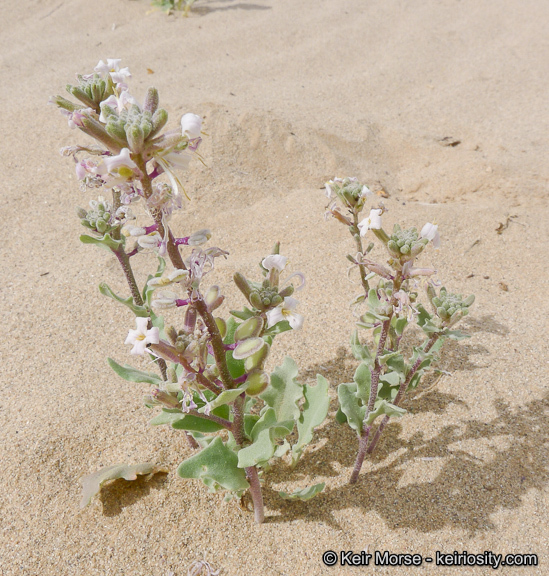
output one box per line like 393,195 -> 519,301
53,60 -> 329,523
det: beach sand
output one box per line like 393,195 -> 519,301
1,0 -> 548,574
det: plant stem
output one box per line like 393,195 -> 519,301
246,466 -> 265,524
366,334 -> 439,454
114,248 -> 144,307
349,273 -> 402,484
352,211 -> 370,295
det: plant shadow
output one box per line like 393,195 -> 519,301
192,0 -> 272,15
99,471 -> 169,517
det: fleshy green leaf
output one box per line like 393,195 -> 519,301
108,358 -> 163,385
291,375 -> 330,465
237,408 -> 293,468
350,330 -> 373,364
99,283 -> 148,316
177,437 -> 250,493
338,382 -> 366,434
150,409 -> 185,426
444,329 -> 471,340
364,400 -> 406,425
229,307 -> 256,321
80,463 -> 167,508
353,363 -> 371,403
171,405 -> 230,433
80,232 -> 124,252
263,320 -> 292,337
279,482 -> 325,501
260,357 -> 303,422
199,383 -> 249,412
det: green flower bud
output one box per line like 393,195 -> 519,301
166,325 -> 178,345
76,207 -> 88,219
278,285 -> 294,298
149,108 -> 168,139
463,294 -> 475,307
437,307 -> 449,319
143,87 -> 159,114
126,124 -> 144,153
262,297 -> 271,306
96,219 -> 107,233
271,294 -> 283,307
400,244 -> 410,254
249,291 -> 263,310
234,272 -> 253,301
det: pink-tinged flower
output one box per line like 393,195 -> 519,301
181,113 -> 202,140
100,148 -> 139,183
420,222 -> 441,248
125,317 -> 159,355
358,209 -> 383,236
266,297 -> 304,330
262,255 -> 288,272
94,59 -> 131,86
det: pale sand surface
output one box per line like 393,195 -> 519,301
1,0 -> 549,574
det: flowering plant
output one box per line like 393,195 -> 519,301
324,178 -> 475,483
53,60 -> 328,523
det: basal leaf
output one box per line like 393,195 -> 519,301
177,437 -> 249,492
279,482 -> 325,501
80,463 -> 167,508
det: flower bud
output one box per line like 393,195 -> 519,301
126,123 -> 145,153
234,272 -> 252,301
278,285 -> 294,298
143,87 -> 159,114
184,306 -> 197,333
215,317 -> 227,339
166,325 -> 178,345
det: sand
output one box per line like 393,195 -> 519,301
1,0 -> 548,574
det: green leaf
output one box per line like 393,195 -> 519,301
350,330 -> 373,363
99,283 -> 149,316
199,383 -> 249,412
444,329 -> 471,340
150,409 -> 185,426
279,482 -> 325,501
335,407 -> 348,424
80,463 -> 167,508
365,400 -> 406,425
291,375 -> 330,465
237,408 -> 293,468
177,437 -> 250,493
353,363 -> 371,404
392,316 -> 408,337
337,382 -> 366,434
260,357 -> 303,422
80,232 -> 124,252
229,307 -> 256,321
108,358 -> 163,385
379,371 -> 401,387
171,405 -> 230,433
263,320 -> 292,337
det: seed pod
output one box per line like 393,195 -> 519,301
166,325 -> 178,345
233,272 -> 253,301
215,317 -> 227,339
234,317 -> 264,341
232,337 -> 265,360
244,342 -> 270,371
278,285 -> 294,298
245,371 -> 270,396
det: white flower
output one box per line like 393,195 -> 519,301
420,222 -> 441,248
181,113 -> 202,140
358,209 -> 383,236
262,254 -> 288,272
266,297 -> 304,330
125,317 -> 159,355
94,59 -> 131,86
